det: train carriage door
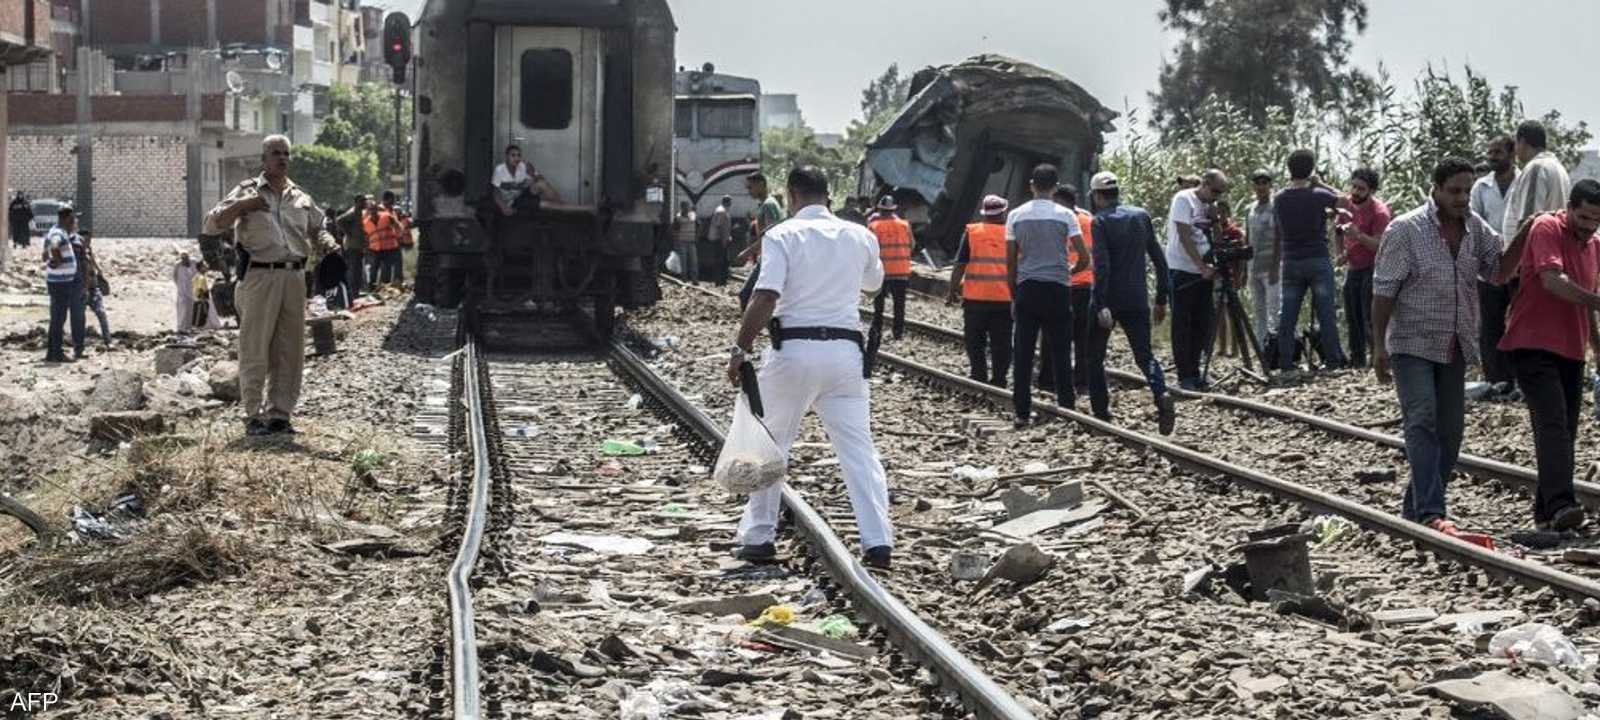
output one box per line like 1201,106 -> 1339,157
497,26 -> 603,207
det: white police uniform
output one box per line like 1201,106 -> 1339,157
736,204 -> 894,551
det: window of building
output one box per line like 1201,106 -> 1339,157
695,99 -> 756,139
674,102 -> 693,139
519,49 -> 572,130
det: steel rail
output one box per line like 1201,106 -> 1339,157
607,339 -> 1037,720
873,347 -> 1600,601
449,340 -> 488,720
880,310 -> 1600,509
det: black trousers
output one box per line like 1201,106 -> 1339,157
1479,280 -> 1515,384
1511,349 -> 1584,523
962,300 -> 1012,388
739,262 -> 760,310
1039,285 -> 1093,392
1170,270 -> 1214,385
1343,267 -> 1375,366
874,278 -> 908,339
1013,280 -> 1074,419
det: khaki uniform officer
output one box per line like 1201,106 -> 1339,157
203,135 -> 336,437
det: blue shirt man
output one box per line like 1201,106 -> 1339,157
1085,171 -> 1176,434
42,207 -> 86,362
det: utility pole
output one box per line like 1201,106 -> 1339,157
185,47 -> 203,236
75,0 -> 92,231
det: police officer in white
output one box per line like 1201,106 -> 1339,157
725,165 -> 895,569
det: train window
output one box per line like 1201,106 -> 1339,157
675,102 -> 693,138
696,99 -> 756,139
519,49 -> 573,130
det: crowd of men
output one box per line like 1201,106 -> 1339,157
713,118 -> 1594,551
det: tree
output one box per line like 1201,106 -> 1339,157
293,144 -> 381,209
1151,0 -> 1373,135
761,124 -> 853,203
859,64 -> 911,121
316,84 -> 411,175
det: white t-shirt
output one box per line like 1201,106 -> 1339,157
754,204 -> 884,330
1165,188 -> 1211,274
491,162 -> 531,189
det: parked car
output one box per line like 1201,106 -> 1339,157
29,198 -> 65,236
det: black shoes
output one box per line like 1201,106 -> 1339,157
246,418 -> 299,437
862,545 -> 892,570
1552,505 -> 1587,532
731,542 -> 777,563
1158,395 -> 1177,436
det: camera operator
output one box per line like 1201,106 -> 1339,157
1166,169 -> 1229,391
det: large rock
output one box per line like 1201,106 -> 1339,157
0,389 -> 43,424
155,346 -> 202,376
208,362 -> 240,403
90,411 -> 167,444
83,370 -> 145,414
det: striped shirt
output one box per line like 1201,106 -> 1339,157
43,227 -> 77,283
1372,200 -> 1504,365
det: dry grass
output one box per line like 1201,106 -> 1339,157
8,520 -> 248,604
2,416 -> 426,607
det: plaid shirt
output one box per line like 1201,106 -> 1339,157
1372,200 -> 1504,365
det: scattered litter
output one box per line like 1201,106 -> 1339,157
603,439 -> 648,456
754,624 -> 876,660
949,551 -> 988,581
1266,589 -> 1365,630
1308,515 -> 1356,547
509,424 -> 541,438
1488,623 -> 1586,669
1432,609 -> 1526,635
626,393 -> 643,409
597,459 -> 626,476
816,614 -> 858,639
952,465 -> 999,483
1021,461 -> 1049,474
1353,467 -> 1396,484
539,532 -> 655,556
69,494 -> 144,542
1370,607 -> 1438,626
1044,616 -> 1093,632
751,605 -> 797,627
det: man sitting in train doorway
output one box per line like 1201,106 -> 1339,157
490,143 -> 562,217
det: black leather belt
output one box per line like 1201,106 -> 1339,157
776,326 -> 864,344
250,259 -> 306,271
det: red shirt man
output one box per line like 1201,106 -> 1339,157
1343,195 -> 1392,270
1495,181 -> 1600,532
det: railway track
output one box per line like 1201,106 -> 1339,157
686,273 -> 1600,599
881,308 -> 1600,511
632,278 -> 1600,716
437,317 -> 1037,718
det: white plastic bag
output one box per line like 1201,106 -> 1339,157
713,394 -> 785,494
664,251 -> 682,275
1488,622 -> 1587,668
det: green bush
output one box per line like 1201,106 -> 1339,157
293,144 -> 381,210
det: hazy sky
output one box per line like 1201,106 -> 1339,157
385,1 -> 1600,144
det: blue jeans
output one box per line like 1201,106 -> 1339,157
1088,305 -> 1168,418
46,279 -> 85,360
1277,255 -> 1346,369
1393,353 -> 1465,522
88,289 -> 110,344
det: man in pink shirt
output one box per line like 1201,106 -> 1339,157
1498,179 -> 1600,531
1339,168 -> 1392,368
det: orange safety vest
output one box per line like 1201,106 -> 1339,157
870,216 -> 913,279
364,210 -> 403,252
961,222 -> 1011,302
1069,209 -> 1095,287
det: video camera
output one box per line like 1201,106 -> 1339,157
1207,244 -> 1254,266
